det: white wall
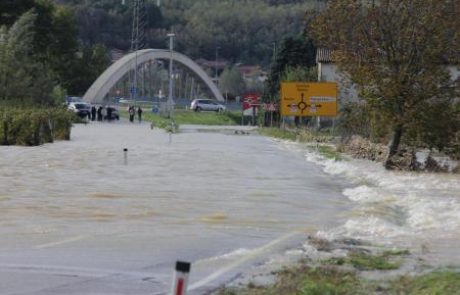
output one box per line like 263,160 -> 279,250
319,63 -> 359,106
448,65 -> 460,81
319,63 -> 460,106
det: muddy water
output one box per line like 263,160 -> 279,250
1,122 -> 458,294
0,122 -> 352,294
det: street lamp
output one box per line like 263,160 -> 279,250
167,32 -> 175,118
215,46 -> 220,86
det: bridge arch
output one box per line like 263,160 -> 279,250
83,49 -> 224,103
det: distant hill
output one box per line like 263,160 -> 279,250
54,0 -> 317,65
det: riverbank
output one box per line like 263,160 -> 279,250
215,237 -> 460,294
258,127 -> 459,173
211,127 -> 460,294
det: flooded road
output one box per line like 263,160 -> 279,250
0,122 -> 353,294
1,122 -> 459,294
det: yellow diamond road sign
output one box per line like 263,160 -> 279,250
280,82 -> 338,117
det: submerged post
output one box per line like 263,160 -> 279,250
171,261 -> 191,295
123,148 -> 128,165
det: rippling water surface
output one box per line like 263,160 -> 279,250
0,122 -> 459,294
0,123 -> 352,294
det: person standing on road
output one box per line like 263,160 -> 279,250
129,106 -> 135,122
107,106 -> 113,122
97,106 -> 103,121
137,106 -> 143,122
101,106 -> 107,121
91,106 -> 96,121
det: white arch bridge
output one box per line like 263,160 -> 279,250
83,49 -> 224,103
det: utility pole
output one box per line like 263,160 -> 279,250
130,0 -> 146,103
167,33 -> 175,118
215,46 -> 220,87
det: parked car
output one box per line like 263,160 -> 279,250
104,106 -> 120,120
190,99 -> 226,112
65,96 -> 83,104
68,102 -> 91,118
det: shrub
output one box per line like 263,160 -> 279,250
0,104 -> 74,146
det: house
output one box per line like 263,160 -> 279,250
194,58 -> 228,82
316,48 -> 359,106
316,48 -> 460,106
235,64 -> 268,86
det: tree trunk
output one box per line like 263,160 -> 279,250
385,124 -> 403,168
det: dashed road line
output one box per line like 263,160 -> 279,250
34,235 -> 89,249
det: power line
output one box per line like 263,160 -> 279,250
129,0 -> 147,101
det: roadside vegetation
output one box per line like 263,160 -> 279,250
258,127 -> 342,160
258,127 -> 335,143
0,2 -> 103,146
216,249 -> 460,295
121,109 -> 241,129
0,104 -> 76,146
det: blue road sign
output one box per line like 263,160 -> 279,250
130,86 -> 138,95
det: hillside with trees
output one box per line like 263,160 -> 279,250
54,0 -> 315,65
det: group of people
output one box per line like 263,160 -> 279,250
85,105 -> 142,123
89,105 -> 114,121
128,105 -> 143,123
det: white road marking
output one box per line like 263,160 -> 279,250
34,235 -> 89,249
189,231 -> 302,291
0,263 -> 155,279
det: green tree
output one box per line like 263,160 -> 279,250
46,5 -> 80,92
265,35 -> 316,102
311,0 -> 459,166
0,1 -> 86,96
0,11 -> 55,103
219,67 -> 245,97
156,0 -> 316,64
0,0 -> 36,27
281,66 -> 317,82
40,0 -> 315,65
66,43 -> 111,95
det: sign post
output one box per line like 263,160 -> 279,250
171,261 -> 191,295
242,93 -> 261,126
280,82 -> 338,117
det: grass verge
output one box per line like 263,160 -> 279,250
326,250 -> 405,271
218,265 -> 369,295
258,127 -> 298,141
259,127 -> 342,160
389,271 -> 460,294
316,145 -> 342,161
121,109 -> 241,128
216,250 -> 460,295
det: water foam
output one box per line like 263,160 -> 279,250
281,140 -> 460,257
342,185 -> 392,203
